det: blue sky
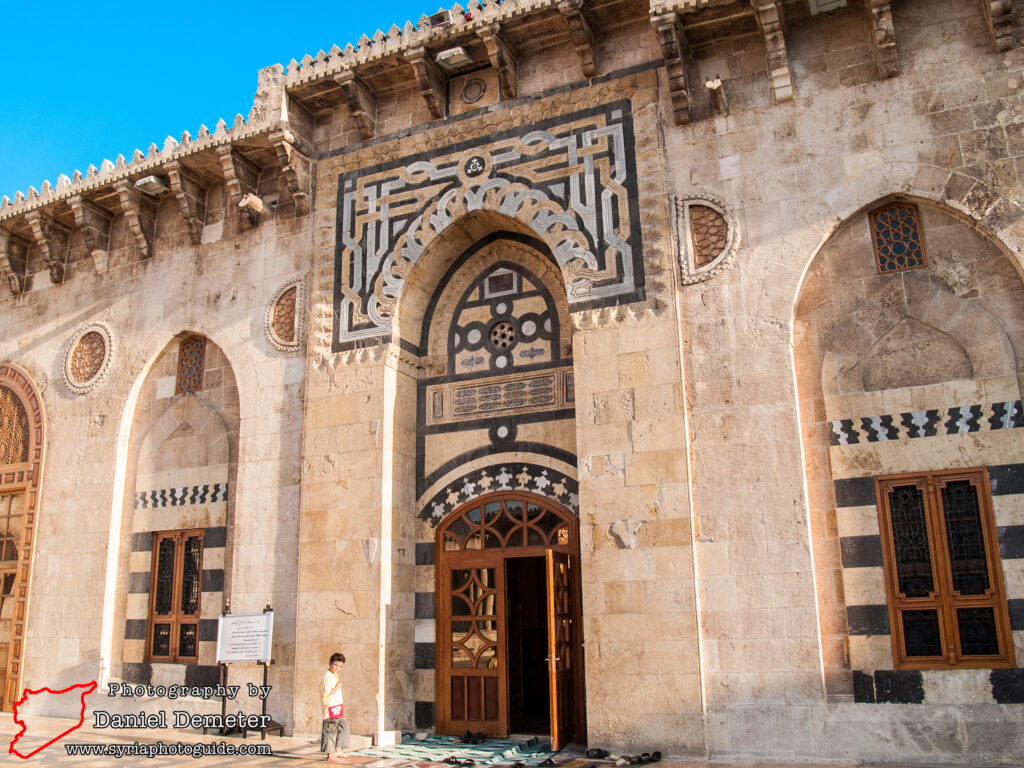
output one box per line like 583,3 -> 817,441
0,1 -> 437,199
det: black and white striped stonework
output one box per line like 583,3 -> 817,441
829,400 -> 1023,445
134,483 -> 229,509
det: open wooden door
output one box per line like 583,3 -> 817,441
545,550 -> 574,749
438,556 -> 507,736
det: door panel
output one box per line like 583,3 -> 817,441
545,550 -> 573,749
440,559 -> 507,736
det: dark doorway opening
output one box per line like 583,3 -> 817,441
506,556 -> 550,734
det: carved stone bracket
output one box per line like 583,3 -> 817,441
270,130 -> 313,218
216,145 -> 262,230
113,179 -> 156,260
479,23 -> 520,100
865,0 -> 898,78
0,229 -> 30,295
407,45 -> 447,120
651,11 -> 692,126
165,161 -> 209,244
25,210 -> 70,284
558,0 -> 599,78
336,70 -> 377,141
982,0 -> 1015,52
751,0 -> 793,104
69,195 -> 114,273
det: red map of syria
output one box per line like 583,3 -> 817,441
8,681 -> 97,759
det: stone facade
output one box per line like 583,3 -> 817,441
1,0 -> 1024,763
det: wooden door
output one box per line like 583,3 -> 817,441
545,549 -> 574,749
439,555 -> 507,736
0,493 -> 25,711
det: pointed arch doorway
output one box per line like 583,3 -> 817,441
436,492 -> 584,748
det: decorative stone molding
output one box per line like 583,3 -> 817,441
269,129 -> 313,218
981,0 -> 1015,52
558,0 -> 599,78
265,278 -> 306,352
69,195 -> 114,273
751,0 -> 793,104
865,0 -> 898,79
407,46 -> 447,120
216,145 -> 261,230
25,210 -> 70,285
113,179 -> 155,259
675,194 -> 740,284
478,23 -> 519,100
165,161 -> 209,245
336,70 -> 377,141
62,323 -> 114,395
651,11 -> 692,126
0,229 -> 30,295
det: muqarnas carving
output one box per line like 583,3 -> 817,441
676,195 -> 739,284
62,323 -> 114,395
265,278 -> 306,352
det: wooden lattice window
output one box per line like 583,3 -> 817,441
876,469 -> 1014,669
147,530 -> 203,663
869,202 -> 927,274
175,336 -> 206,395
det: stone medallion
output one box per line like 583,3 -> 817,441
265,278 -> 306,352
676,194 -> 740,284
63,323 -> 114,394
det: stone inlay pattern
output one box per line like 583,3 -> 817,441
333,101 -> 643,350
62,323 -> 114,395
829,401 -> 1023,446
675,193 -> 739,284
135,483 -> 229,509
419,463 -> 578,524
265,278 -> 306,352
425,368 -> 573,425
0,386 -> 29,464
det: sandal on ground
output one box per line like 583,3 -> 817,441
639,754 -> 650,764
444,757 -> 462,764
539,759 -> 557,767
649,753 -> 661,764
585,749 -> 609,759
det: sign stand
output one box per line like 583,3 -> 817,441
242,605 -> 284,740
204,601 -> 242,736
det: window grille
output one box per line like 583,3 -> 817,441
147,529 -> 203,663
175,337 -> 206,395
876,469 -> 1014,669
869,202 -> 927,274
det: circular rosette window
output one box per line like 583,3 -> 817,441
63,323 -> 114,395
265,279 -> 306,352
676,195 -> 739,284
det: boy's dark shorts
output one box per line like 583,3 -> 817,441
321,717 -> 350,752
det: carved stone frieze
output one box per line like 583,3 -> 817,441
558,0 -> 599,78
336,70 -> 377,141
0,229 -> 30,295
62,322 -> 114,395
69,195 -> 114,273
981,0 -> 1015,52
651,11 -> 692,126
25,210 -> 70,284
113,179 -> 155,259
216,145 -> 261,230
164,161 -> 209,244
751,0 -> 794,104
478,23 -> 519,100
865,0 -> 898,78
407,46 -> 446,120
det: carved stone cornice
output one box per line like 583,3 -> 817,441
216,146 -> 262,230
69,195 -> 114,273
336,70 -> 377,141
558,0 -> 599,78
478,23 -> 520,100
865,0 -> 898,78
981,0 -> 1015,52
407,45 -> 447,120
24,210 -> 70,284
164,161 -> 208,245
113,179 -> 155,260
0,229 -> 30,295
269,129 -> 313,218
651,11 -> 692,126
751,0 -> 793,104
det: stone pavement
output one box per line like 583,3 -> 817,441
0,714 -> 950,767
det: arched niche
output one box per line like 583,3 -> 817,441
793,197 -> 1024,695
